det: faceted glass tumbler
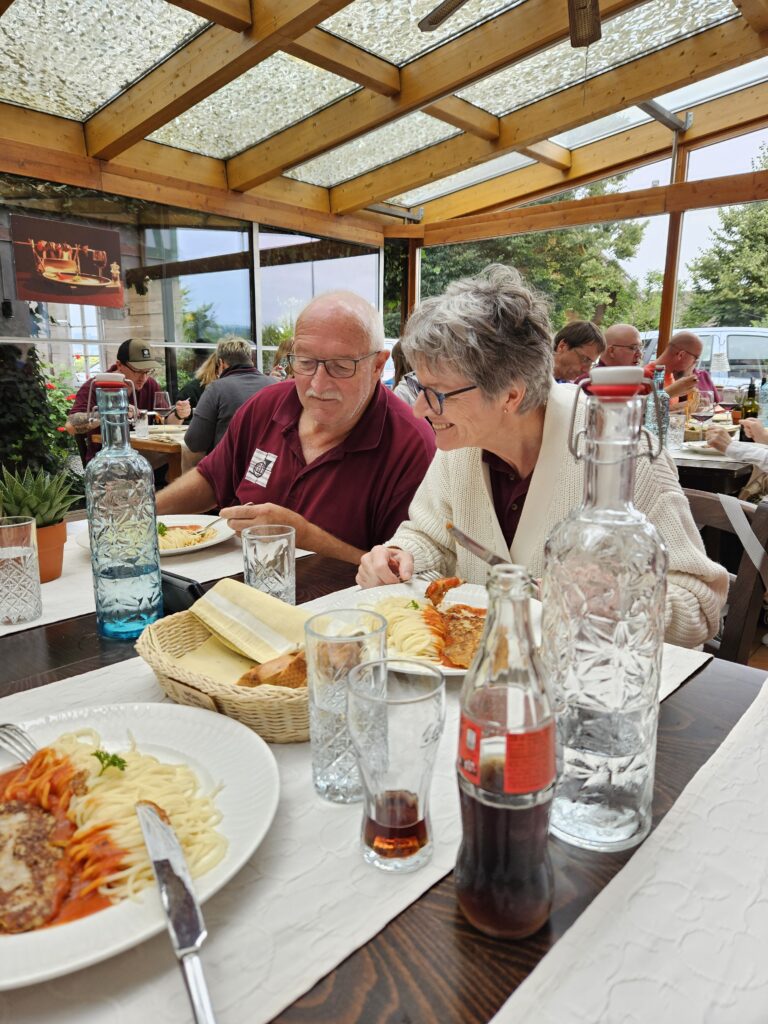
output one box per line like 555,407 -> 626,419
242,525 -> 296,605
0,517 -> 43,626
305,609 -> 387,804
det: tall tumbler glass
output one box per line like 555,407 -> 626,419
242,524 -> 296,605
347,658 -> 446,872
305,609 -> 387,804
0,517 -> 43,626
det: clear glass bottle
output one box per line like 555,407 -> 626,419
645,365 -> 669,444
85,376 -> 162,640
455,564 -> 555,940
541,367 -> 667,853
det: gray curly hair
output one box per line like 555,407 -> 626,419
402,264 -> 553,412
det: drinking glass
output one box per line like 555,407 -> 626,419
242,524 -> 296,604
133,409 -> 149,438
347,658 -> 446,872
305,609 -> 387,804
666,411 -> 686,450
153,391 -> 173,422
0,517 -> 43,626
690,391 -> 715,428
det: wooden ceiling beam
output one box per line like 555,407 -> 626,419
165,0 -> 252,32
0,1 -> 16,13
330,17 -> 767,214
732,0 -> 768,35
284,29 -> 401,96
416,78 -> 768,223
424,97 -> 500,140
516,140 -> 572,171
227,0 -> 647,191
84,0 -> 354,161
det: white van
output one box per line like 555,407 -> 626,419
641,327 -> 768,387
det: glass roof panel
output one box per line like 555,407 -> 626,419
149,54 -> 358,160
389,151 -> 535,207
0,0 -> 205,121
456,0 -> 736,117
657,56 -> 768,111
286,112 -> 459,188
550,108 -> 651,149
321,0 -> 524,67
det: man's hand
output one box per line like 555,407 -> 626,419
174,399 -> 191,421
666,375 -> 698,400
220,502 -> 309,546
741,418 -> 768,445
356,546 -> 414,588
706,425 -> 732,452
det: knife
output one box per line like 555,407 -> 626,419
136,802 -> 218,1024
446,522 -> 510,568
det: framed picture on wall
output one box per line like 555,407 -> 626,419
10,214 -> 125,309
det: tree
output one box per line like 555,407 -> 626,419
683,146 -> 768,327
0,347 -> 68,473
420,177 -> 648,330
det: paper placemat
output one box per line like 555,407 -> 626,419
308,584 -> 711,701
0,522 -> 312,637
0,657 -> 461,1021
491,674 -> 768,1024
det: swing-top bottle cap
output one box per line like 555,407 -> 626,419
586,365 -> 648,400
92,373 -> 128,389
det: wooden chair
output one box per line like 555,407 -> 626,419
684,489 -> 768,664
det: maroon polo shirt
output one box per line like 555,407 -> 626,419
483,450 -> 532,547
197,380 -> 436,551
69,365 -> 160,463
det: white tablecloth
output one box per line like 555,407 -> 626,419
0,521 -> 312,638
492,675 -> 768,1024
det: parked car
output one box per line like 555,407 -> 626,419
381,338 -> 398,387
640,327 -> 768,391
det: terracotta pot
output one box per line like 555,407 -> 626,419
37,521 -> 67,583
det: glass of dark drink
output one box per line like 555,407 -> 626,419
347,658 -> 446,873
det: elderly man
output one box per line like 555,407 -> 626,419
652,330 -> 720,402
601,324 -> 644,366
552,321 -> 605,382
156,291 -> 436,563
68,338 -> 190,463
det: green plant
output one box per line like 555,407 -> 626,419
0,465 -> 81,527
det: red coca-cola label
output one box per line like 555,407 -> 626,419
458,714 -> 555,794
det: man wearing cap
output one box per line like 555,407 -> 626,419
156,291 -> 436,564
67,338 -> 190,463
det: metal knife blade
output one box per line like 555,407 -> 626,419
446,522 -> 510,568
136,802 -> 218,1024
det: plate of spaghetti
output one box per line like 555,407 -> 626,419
75,514 -> 235,557
0,702 -> 278,989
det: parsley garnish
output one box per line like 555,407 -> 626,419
92,750 -> 128,776
157,522 -> 167,536
407,599 -> 420,609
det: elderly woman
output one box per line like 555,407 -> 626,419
357,265 -> 727,649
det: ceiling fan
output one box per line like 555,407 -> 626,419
418,0 -> 602,47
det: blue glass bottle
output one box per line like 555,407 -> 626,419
85,376 -> 162,639
645,365 -> 670,445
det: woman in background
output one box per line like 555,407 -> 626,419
391,340 -> 416,406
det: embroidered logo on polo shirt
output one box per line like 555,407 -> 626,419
245,448 -> 278,487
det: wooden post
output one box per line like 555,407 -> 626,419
406,237 -> 421,322
656,144 -> 689,356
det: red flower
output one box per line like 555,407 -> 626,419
45,382 -> 56,390
66,394 -> 76,401
56,426 -> 67,432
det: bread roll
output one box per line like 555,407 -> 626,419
237,651 -> 307,689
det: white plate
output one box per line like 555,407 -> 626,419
324,581 -> 542,675
76,514 -> 235,557
681,442 -> 726,457
147,424 -> 187,435
0,702 -> 279,990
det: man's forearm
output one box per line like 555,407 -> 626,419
302,521 -> 365,564
67,412 -> 97,434
155,468 -> 217,515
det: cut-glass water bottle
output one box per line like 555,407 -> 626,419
85,375 -> 162,640
541,366 -> 667,852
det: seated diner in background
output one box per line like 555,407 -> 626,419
707,418 -> 768,470
182,335 -> 274,468
356,264 -> 728,649
67,338 -> 190,463
649,330 -> 720,403
600,323 -> 644,367
552,320 -> 604,382
156,291 -> 436,563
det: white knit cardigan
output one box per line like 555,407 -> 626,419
388,383 -> 729,649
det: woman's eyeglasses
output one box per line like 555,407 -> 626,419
404,373 -> 477,415
288,352 -> 378,379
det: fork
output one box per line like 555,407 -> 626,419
0,723 -> 38,763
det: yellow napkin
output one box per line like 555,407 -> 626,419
176,636 -> 255,686
190,578 -> 309,663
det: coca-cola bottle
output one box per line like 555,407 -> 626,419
455,563 -> 555,940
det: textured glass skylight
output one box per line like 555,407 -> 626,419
658,55 -> 768,112
457,0 -> 737,117
389,151 -> 535,207
0,0 -> 205,120
149,54 -> 358,160
321,0 -> 524,67
550,108 -> 651,150
286,112 -> 459,188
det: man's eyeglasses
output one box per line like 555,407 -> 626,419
126,363 -> 156,377
288,352 -> 378,379
404,373 -> 478,415
610,344 -> 643,354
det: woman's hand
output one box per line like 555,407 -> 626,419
173,399 -> 192,421
705,425 -> 732,452
356,546 -> 414,588
741,418 -> 768,445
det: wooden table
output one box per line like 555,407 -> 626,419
673,451 -> 752,495
93,432 -> 184,482
0,554 -> 763,1023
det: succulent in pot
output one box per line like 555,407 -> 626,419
0,466 -> 81,582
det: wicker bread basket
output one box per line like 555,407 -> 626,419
135,610 -> 308,743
